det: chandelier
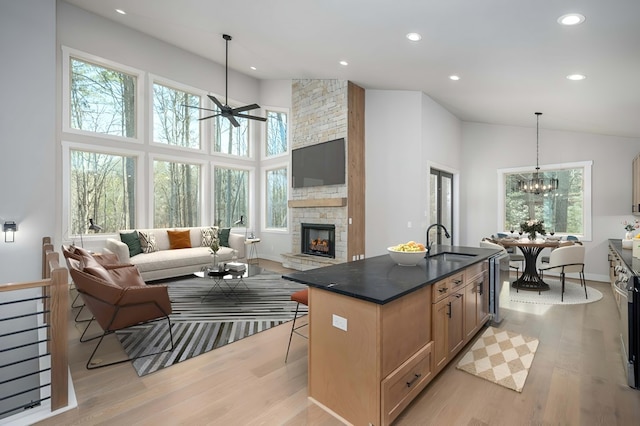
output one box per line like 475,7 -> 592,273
518,112 -> 558,194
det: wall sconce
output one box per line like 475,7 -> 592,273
3,221 -> 17,243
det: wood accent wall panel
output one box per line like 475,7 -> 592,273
288,198 -> 347,208
347,81 -> 365,261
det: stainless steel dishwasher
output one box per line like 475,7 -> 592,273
489,251 -> 510,324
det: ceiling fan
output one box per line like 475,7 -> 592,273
186,34 -> 266,128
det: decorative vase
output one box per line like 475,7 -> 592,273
625,231 -> 634,240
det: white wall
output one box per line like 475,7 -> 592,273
0,0 -> 56,282
461,122 -> 640,281
365,90 -> 462,256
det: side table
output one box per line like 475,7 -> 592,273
245,238 -> 261,265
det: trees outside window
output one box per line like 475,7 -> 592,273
213,111 -> 249,157
215,167 -> 248,228
69,149 -> 136,235
265,167 -> 288,229
501,162 -> 592,238
154,160 -> 201,227
153,83 -> 200,149
69,57 -> 137,138
266,110 -> 287,157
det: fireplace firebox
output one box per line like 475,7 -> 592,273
301,223 -> 335,258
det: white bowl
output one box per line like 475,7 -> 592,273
387,247 -> 426,266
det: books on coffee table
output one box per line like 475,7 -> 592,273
226,262 -> 246,272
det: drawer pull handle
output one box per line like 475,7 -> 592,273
406,373 -> 422,387
454,293 -> 462,298
453,279 -> 462,284
438,287 -> 448,293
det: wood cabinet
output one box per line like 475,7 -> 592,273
308,261 -> 490,425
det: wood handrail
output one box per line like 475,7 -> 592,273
0,237 -> 69,412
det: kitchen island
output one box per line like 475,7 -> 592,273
283,245 -> 499,426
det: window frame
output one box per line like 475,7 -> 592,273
263,107 -> 289,160
212,163 -> 255,230
62,46 -> 145,144
262,163 -> 289,232
497,160 -> 593,241
210,94 -> 256,159
61,141 -> 145,239
148,74 -> 209,153
148,153 -> 208,228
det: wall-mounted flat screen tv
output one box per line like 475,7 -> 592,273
291,138 -> 346,188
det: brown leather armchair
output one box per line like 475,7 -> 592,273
64,246 -> 174,369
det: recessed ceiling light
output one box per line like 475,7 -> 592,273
250,66 -> 257,71
557,13 -> 585,26
566,74 -> 587,81
449,75 -> 460,81
406,32 -> 422,42
115,9 -> 126,15
339,60 -> 348,66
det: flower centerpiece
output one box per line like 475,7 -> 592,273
209,240 -> 220,267
622,219 -> 639,240
520,219 -> 546,241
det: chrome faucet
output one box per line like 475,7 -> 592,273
426,223 -> 450,257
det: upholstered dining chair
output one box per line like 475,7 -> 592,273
495,233 -> 525,270
538,244 -> 586,301
285,288 -> 308,363
541,239 -> 580,264
480,239 -> 522,277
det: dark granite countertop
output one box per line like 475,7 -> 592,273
282,245 -> 500,305
609,239 -> 640,275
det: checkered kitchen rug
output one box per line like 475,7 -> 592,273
456,327 -> 539,392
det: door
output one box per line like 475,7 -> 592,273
430,169 -> 453,244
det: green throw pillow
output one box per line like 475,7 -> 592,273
219,228 -> 231,247
120,230 -> 143,257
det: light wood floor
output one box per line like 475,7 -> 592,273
36,261 -> 640,425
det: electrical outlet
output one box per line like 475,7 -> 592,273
332,314 -> 347,331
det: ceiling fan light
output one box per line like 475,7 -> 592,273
557,13 -> 585,26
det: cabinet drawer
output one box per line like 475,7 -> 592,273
431,278 -> 450,302
465,261 -> 487,283
449,273 -> 465,291
381,342 -> 434,426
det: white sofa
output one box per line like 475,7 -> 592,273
105,227 -> 245,281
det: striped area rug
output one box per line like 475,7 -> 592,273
115,272 -> 307,376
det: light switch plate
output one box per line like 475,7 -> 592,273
332,314 -> 347,331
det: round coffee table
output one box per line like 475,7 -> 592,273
195,263 -> 262,300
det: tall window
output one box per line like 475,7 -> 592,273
215,167 -> 248,227
214,111 -> 249,157
69,57 -> 137,138
152,83 -> 201,149
265,167 -> 288,229
69,149 -> 136,234
153,160 -> 201,227
266,110 -> 288,157
429,168 -> 454,244
500,161 -> 592,238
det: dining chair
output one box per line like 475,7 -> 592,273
541,239 -> 580,264
285,288 -> 309,363
494,233 -> 525,270
538,244 -> 586,301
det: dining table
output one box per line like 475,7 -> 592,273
498,237 -> 570,291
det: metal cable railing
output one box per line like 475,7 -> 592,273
0,237 -> 69,421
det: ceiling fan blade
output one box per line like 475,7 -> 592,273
232,103 -> 260,113
208,95 -> 225,111
181,104 -> 217,113
234,113 -> 267,122
228,115 -> 240,128
199,113 -> 222,121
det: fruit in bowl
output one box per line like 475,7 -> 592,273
387,241 -> 426,266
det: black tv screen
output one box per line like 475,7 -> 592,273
291,138 -> 346,188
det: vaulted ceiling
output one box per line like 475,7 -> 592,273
63,0 -> 640,138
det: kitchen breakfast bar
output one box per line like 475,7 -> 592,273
283,245 -> 499,426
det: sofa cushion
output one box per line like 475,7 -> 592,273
128,247 -> 214,273
167,229 -> 192,249
201,226 -> 218,248
120,231 -> 143,257
219,228 -> 231,247
138,231 -> 158,253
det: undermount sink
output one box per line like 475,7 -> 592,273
429,252 -> 477,262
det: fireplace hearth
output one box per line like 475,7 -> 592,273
301,223 -> 335,258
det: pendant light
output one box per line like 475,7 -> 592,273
518,112 -> 558,194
